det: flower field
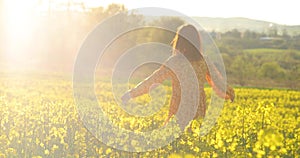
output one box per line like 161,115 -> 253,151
0,74 -> 299,157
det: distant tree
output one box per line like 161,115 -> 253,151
242,30 -> 258,39
224,29 -> 242,38
281,28 -> 289,38
149,16 -> 185,44
105,3 -> 126,15
268,24 -> 278,37
88,4 -> 126,26
259,62 -> 285,80
230,55 -> 255,86
88,6 -> 105,24
285,65 -> 300,89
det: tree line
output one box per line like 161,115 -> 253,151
213,29 -> 300,89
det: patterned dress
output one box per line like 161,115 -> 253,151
128,54 -> 208,126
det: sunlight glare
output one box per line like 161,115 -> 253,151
4,0 -> 37,65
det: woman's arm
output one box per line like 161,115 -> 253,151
121,64 -> 173,104
205,63 -> 235,102
130,65 -> 172,97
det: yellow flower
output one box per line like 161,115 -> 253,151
168,153 -> 182,158
44,149 -> 50,155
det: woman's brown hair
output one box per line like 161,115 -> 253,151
171,24 -> 203,61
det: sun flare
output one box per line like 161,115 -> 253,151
3,0 -> 38,62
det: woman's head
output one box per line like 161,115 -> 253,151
172,24 -> 203,61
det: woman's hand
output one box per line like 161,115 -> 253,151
121,91 -> 131,104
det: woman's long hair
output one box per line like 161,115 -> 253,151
171,24 -> 235,101
171,24 -> 204,61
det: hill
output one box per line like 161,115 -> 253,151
192,17 -> 300,35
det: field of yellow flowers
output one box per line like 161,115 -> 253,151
0,74 -> 299,157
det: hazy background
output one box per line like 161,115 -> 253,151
0,0 -> 299,89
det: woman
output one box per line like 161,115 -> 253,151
121,24 -> 235,127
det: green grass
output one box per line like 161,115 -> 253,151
243,48 -> 296,54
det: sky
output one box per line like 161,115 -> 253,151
82,0 -> 300,25
2,0 -> 299,25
